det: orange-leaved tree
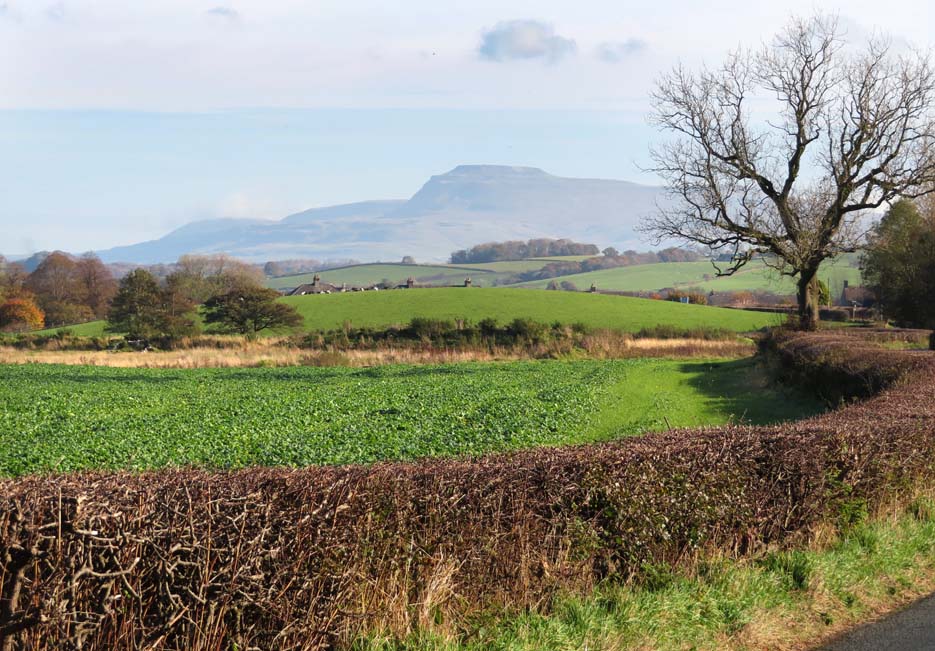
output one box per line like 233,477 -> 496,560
0,296 -> 45,332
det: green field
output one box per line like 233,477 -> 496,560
29,288 -> 780,338
282,288 -> 780,332
0,358 -> 821,477
266,263 -> 499,290
517,257 -> 861,296
265,257 -> 599,290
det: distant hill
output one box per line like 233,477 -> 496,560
92,166 -> 664,264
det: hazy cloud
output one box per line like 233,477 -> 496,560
206,6 -> 240,21
45,1 -> 65,22
478,20 -> 576,63
596,39 -> 648,63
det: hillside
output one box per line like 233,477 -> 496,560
266,263 -> 500,290
264,257 -> 593,290
92,166 -> 664,264
516,257 -> 861,296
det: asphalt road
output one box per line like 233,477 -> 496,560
819,594 -> 935,650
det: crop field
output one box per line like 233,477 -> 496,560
0,357 -> 820,477
517,257 -> 861,296
282,288 -> 781,332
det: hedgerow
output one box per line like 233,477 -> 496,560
1,330 -> 933,650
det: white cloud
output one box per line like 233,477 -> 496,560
596,38 -> 647,63
206,6 -> 239,22
478,20 -> 576,63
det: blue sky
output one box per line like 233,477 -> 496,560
1,0 -> 933,253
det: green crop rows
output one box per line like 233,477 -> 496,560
0,359 -> 822,477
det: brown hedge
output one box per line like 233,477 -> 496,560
1,331 -> 934,650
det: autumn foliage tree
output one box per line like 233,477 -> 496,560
0,296 -> 45,332
76,254 -> 117,318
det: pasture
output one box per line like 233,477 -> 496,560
0,357 -> 821,477
28,288 -> 779,338
517,256 -> 861,295
264,257 -> 594,290
282,288 -> 781,332
266,263 -> 500,289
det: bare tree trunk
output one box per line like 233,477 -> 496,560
796,271 -> 821,331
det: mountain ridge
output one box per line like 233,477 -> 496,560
88,165 -> 664,264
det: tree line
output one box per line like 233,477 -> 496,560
502,247 -> 702,284
450,239 -> 600,264
0,253 -> 302,344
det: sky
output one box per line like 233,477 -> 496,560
1,0 -> 933,254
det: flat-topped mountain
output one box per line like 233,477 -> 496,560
94,166 -> 664,264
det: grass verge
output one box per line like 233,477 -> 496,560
354,494 -> 935,651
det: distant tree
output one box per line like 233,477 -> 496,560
450,239 -> 599,263
559,281 -> 579,291
108,269 -> 199,345
401,256 -> 416,264
0,261 -> 29,304
203,286 -> 302,336
545,280 -> 560,290
169,254 -> 266,304
75,254 -> 117,318
24,252 -> 88,325
861,199 -> 935,327
0,297 -> 45,332
602,247 -> 619,257
645,15 -> 935,329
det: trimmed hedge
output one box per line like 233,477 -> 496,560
1,331 -> 934,650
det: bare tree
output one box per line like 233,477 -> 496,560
645,15 -> 935,328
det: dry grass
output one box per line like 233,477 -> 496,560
0,337 -> 753,368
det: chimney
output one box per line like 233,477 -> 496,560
313,273 -> 321,288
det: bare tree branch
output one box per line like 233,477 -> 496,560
642,14 -> 935,328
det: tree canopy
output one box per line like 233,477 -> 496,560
203,287 -> 303,336
861,199 -> 935,327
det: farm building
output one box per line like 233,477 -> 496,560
288,274 -> 347,296
839,281 -> 876,308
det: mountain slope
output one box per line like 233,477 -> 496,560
95,166 -> 664,264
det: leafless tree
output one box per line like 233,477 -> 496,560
644,15 -> 935,328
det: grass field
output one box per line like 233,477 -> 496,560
282,288 -> 781,332
29,289 -> 781,338
517,257 -> 861,296
266,263 -> 500,290
265,257 -> 601,290
0,357 -> 820,476
29,289 -> 780,339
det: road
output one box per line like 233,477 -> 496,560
819,594 -> 935,650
